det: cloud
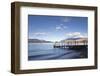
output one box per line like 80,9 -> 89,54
63,26 -> 67,29
62,17 -> 70,22
56,26 -> 62,30
66,32 -> 87,38
67,32 -> 80,36
56,24 -> 67,31
33,32 -> 47,36
60,24 -> 63,26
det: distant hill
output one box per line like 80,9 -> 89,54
28,39 -> 53,43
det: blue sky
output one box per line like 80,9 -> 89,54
28,15 -> 88,42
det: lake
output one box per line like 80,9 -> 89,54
28,43 -> 88,60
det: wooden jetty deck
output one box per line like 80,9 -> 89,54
54,38 -> 88,49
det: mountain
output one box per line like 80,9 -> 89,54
28,39 -> 53,43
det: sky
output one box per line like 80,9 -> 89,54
28,15 -> 88,42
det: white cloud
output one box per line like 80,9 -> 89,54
60,24 -> 63,26
63,26 -> 67,29
67,32 -> 80,36
56,25 -> 67,31
66,32 -> 87,38
62,17 -> 70,22
33,32 -> 47,36
56,26 -> 62,30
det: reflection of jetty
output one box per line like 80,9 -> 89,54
54,38 -> 88,49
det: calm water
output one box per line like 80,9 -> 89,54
28,43 -> 88,60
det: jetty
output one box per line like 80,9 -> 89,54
54,38 -> 88,50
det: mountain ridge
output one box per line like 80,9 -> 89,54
28,39 -> 53,43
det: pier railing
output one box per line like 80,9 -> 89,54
54,38 -> 88,49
